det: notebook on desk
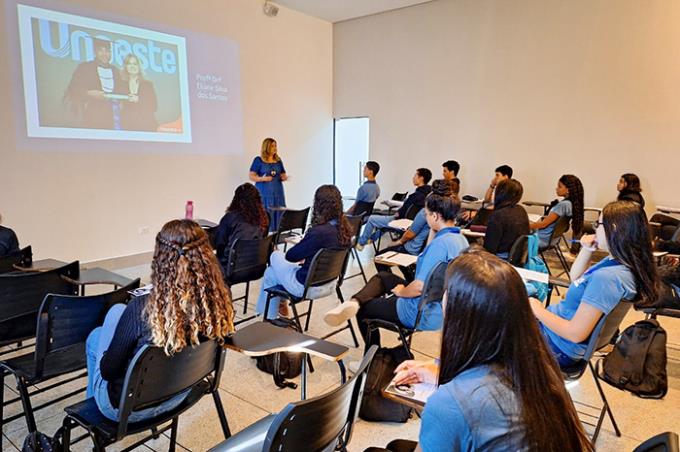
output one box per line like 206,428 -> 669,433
513,266 -> 549,284
375,251 -> 418,267
384,381 -> 436,406
388,218 -> 413,230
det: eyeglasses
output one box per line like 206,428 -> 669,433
591,221 -> 604,229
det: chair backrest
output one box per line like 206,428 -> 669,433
507,235 -> 530,267
224,235 -> 274,285
634,431 -> 680,452
0,262 -> 79,345
303,248 -> 351,294
582,299 -> 634,361
117,340 -> 225,437
262,346 -> 377,452
404,205 -> 421,221
549,215 -> 571,246
353,201 -> 375,219
277,207 -> 310,236
413,261 -> 448,330
0,245 -> 32,274
392,192 -> 408,202
671,226 -> 680,243
345,215 -> 363,242
33,279 -> 140,378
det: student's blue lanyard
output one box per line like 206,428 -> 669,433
583,257 -> 622,277
437,226 -> 461,236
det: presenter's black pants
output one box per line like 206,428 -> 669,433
353,272 -> 407,349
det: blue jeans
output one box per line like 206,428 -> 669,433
86,304 -> 188,422
256,251 -> 335,319
539,324 -> 580,369
358,214 -> 394,246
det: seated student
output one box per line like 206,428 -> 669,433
483,179 -> 530,259
373,249 -> 592,452
461,164 -> 513,225
356,168 -> 432,249
656,231 -> 680,254
441,160 -> 460,188
347,161 -> 381,215
529,174 -> 584,249
214,183 -> 269,271
530,201 -> 659,368
0,213 -> 20,257
616,173 -> 645,208
256,185 -> 352,319
323,180 -> 468,344
86,220 -> 234,422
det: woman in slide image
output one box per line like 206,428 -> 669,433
529,174 -> 584,250
249,138 -> 289,231
369,249 -> 592,452
120,53 -> 158,132
214,183 -> 269,273
530,200 -> 658,368
85,220 -> 234,422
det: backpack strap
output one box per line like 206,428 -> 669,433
272,352 -> 298,390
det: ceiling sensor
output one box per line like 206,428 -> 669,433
263,1 -> 279,17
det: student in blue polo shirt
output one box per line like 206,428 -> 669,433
323,179 -> 468,346
530,200 -> 659,368
347,161 -> 381,215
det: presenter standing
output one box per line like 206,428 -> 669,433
249,138 -> 288,231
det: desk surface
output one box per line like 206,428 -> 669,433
66,267 -> 134,287
195,218 -> 218,229
523,200 -> 550,208
14,258 -> 68,272
461,229 -> 485,238
226,322 -> 349,362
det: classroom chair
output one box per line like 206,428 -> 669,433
223,235 -> 275,316
0,245 -> 32,273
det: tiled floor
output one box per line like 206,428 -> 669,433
2,245 -> 679,451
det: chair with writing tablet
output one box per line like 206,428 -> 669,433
539,215 -> 571,285
0,245 -> 32,274
274,207 -> 310,251
224,235 -> 275,317
372,192 -> 408,216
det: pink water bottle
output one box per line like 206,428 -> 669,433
185,200 -> 194,220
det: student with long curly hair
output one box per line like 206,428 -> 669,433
85,220 -> 234,421
530,201 -> 659,368
324,180 -> 469,348
256,185 -> 352,319
530,174 -> 584,249
374,249 -> 593,452
214,183 -> 269,271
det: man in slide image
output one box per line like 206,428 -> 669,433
63,38 -> 122,130
347,161 -> 381,215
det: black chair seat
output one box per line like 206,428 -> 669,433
64,381 -> 210,444
3,344 -> 85,383
365,318 -> 413,336
265,284 -> 302,302
210,414 -> 276,452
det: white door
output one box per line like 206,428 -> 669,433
334,117 -> 369,206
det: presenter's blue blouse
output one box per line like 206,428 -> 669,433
250,156 -> 286,209
396,227 -> 468,330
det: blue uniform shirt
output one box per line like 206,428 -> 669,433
538,199 -> 571,246
356,180 -> 380,203
403,209 -> 430,255
396,227 -> 468,330
544,256 -> 637,360
420,365 -> 526,452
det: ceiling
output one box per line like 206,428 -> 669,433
273,0 -> 435,23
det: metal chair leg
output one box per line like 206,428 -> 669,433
353,248 -> 368,284
304,300 -> 313,332
212,389 -> 232,439
263,292 -> 273,322
589,361 -> 621,439
16,375 -> 37,433
169,418 -> 179,452
242,281 -> 250,315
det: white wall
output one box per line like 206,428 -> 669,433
0,0 -> 333,262
334,0 -> 680,213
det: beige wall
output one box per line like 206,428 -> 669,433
0,0 -> 333,262
334,0 -> 680,213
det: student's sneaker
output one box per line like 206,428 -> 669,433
323,301 -> 360,326
355,239 -> 373,252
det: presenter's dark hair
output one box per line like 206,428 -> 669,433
619,173 -> 642,193
559,174 -> 584,238
495,165 -> 513,178
426,179 -> 460,222
440,249 -> 593,451
417,168 -> 433,185
365,161 -> 380,176
442,160 -> 460,176
227,183 -> 269,233
311,185 -> 352,247
493,179 -> 523,209
602,201 -> 658,306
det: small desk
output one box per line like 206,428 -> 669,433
460,200 -> 484,212
523,200 -> 551,215
63,267 -> 135,295
195,218 -> 218,229
13,258 -> 68,272
461,229 -> 485,238
225,322 -> 349,399
656,205 -> 680,215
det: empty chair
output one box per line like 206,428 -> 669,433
274,207 -> 310,248
61,340 -> 231,451
0,261 -> 79,352
0,279 -> 140,433
0,245 -> 32,273
224,235 -> 274,315
208,345 -> 377,452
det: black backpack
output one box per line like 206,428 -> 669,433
21,429 -> 63,452
359,346 -> 412,423
600,319 -> 667,399
256,318 -> 304,389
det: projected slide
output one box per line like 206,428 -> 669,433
6,0 -> 244,154
17,4 -> 191,143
